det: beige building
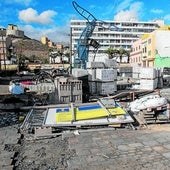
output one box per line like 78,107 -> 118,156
56,44 -> 63,52
41,36 -> 49,45
0,29 -> 12,69
130,26 -> 170,67
7,24 -> 24,38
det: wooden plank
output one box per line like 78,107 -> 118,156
133,114 -> 148,127
71,103 -> 75,122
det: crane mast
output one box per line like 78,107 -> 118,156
72,1 -> 119,69
72,1 -> 97,69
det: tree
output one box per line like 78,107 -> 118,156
29,55 -> 37,62
119,48 -> 130,63
64,52 -> 70,64
104,48 -> 119,59
48,48 -> 57,63
105,47 -> 130,63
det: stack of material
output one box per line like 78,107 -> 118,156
96,69 -> 117,95
118,66 -> 133,78
141,104 -> 170,124
72,68 -> 88,78
21,81 -> 55,93
139,67 -> 158,90
132,66 -> 141,80
87,60 -> 117,96
129,95 -> 170,124
72,68 -> 90,102
54,77 -> 82,104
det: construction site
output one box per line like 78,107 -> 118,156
0,43 -> 170,169
0,1 -> 170,170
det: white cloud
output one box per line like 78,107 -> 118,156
151,9 -> 164,14
114,1 -> 143,21
115,0 -> 134,13
19,8 -> 57,25
114,10 -> 138,21
20,24 -> 70,43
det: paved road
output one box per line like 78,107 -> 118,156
67,125 -> 170,170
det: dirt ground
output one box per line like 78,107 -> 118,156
14,133 -> 74,170
147,124 -> 170,131
1,122 -> 75,170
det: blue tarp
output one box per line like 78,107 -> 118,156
9,83 -> 24,95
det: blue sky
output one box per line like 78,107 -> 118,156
0,0 -> 170,43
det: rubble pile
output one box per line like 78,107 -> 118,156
0,114 -> 74,170
13,136 -> 74,170
0,111 -> 26,128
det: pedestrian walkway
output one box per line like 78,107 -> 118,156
67,125 -> 170,170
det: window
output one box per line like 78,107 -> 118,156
148,50 -> 151,56
148,39 -> 151,44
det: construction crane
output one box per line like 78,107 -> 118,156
72,1 -> 119,69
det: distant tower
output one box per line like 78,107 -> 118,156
6,24 -> 24,38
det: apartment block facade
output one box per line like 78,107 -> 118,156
70,19 -> 164,61
0,29 -> 12,69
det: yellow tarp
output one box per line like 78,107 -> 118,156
56,106 -> 126,122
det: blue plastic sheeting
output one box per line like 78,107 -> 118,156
10,84 -> 24,95
56,108 -> 69,113
78,104 -> 102,111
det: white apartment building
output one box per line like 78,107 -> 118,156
70,19 -> 164,61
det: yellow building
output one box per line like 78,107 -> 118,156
141,26 -> 170,67
41,36 -> 49,45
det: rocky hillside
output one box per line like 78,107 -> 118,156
12,38 -> 50,62
12,37 -> 49,51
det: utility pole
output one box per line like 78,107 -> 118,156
0,29 -> 6,75
17,40 -> 23,74
70,27 -> 72,74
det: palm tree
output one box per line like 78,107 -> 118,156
104,48 -> 119,59
105,47 -> 130,63
119,48 -> 130,63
